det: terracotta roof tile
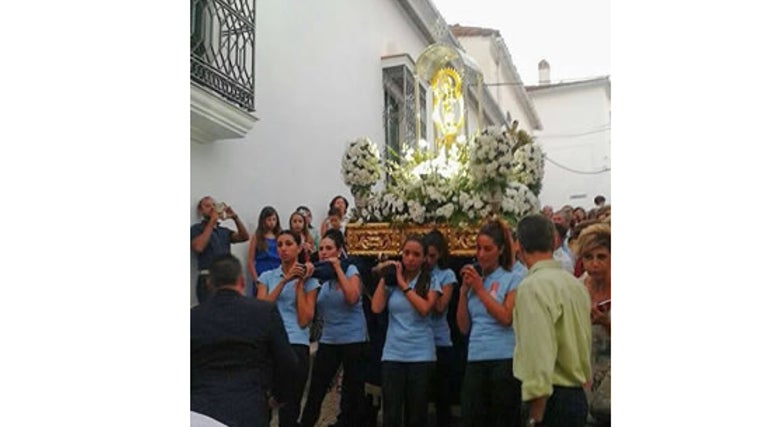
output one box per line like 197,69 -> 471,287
449,24 -> 501,38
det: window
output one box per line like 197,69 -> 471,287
382,60 -> 427,166
190,0 -> 256,112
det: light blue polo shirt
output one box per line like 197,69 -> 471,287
316,264 -> 368,344
381,274 -> 441,362
258,266 -> 319,345
430,266 -> 457,347
465,266 -> 525,361
512,260 -> 527,277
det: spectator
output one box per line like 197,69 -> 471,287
572,223 -> 611,426
512,214 -> 592,427
296,205 -> 320,255
325,207 -> 343,232
191,254 -> 300,427
551,211 -> 574,263
541,205 -> 553,218
300,229 -> 367,427
256,230 -> 319,427
247,206 -> 282,285
597,205 -> 611,222
191,196 -> 249,303
552,225 -> 574,274
456,219 -> 524,427
593,195 -> 606,208
289,211 -> 315,262
371,235 -> 440,427
572,206 -> 587,224
321,195 -> 350,235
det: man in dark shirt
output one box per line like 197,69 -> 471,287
191,254 -> 301,427
191,196 -> 249,303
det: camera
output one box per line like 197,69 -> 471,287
213,202 -> 229,220
471,262 -> 483,277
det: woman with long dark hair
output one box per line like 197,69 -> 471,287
456,219 -> 525,427
371,235 -> 439,427
289,210 -> 315,262
256,230 -> 318,427
300,229 -> 367,427
247,206 -> 282,284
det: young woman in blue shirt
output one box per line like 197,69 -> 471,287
299,229 -> 367,427
256,230 -> 319,427
456,219 -> 525,427
371,235 -> 440,427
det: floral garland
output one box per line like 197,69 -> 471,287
341,137 -> 381,197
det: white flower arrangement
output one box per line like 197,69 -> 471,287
468,126 -> 513,192
341,137 -> 381,196
501,182 -> 541,219
509,143 -> 545,194
342,124 -> 544,226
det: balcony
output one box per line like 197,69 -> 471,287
190,0 -> 258,143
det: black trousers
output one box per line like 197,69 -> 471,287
431,346 -> 455,427
300,342 -> 367,427
460,359 -> 522,427
274,344 -> 309,427
541,386 -> 588,427
382,361 -> 434,427
196,273 -> 211,304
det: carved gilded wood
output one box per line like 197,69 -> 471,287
345,222 -> 478,257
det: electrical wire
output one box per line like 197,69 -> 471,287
535,125 -> 611,139
544,156 -> 610,175
477,76 -> 610,87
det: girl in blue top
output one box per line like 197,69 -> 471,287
300,229 -> 367,427
371,235 -> 440,427
456,219 -> 525,427
247,206 -> 282,285
424,229 -> 458,427
256,230 -> 319,427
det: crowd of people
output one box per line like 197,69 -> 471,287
190,194 -> 612,427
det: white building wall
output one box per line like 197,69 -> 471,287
529,83 -> 611,210
190,0 -> 433,302
456,37 -> 537,132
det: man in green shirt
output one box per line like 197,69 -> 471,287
513,214 -> 592,427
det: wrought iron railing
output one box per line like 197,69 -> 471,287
191,0 -> 256,111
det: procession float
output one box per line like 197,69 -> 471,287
341,44 -> 545,257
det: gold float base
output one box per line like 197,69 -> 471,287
344,222 -> 478,257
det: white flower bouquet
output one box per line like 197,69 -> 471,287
341,137 -> 381,197
509,143 -> 545,195
501,182 -> 541,220
468,126 -> 514,192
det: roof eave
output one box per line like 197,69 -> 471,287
490,34 -> 543,131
